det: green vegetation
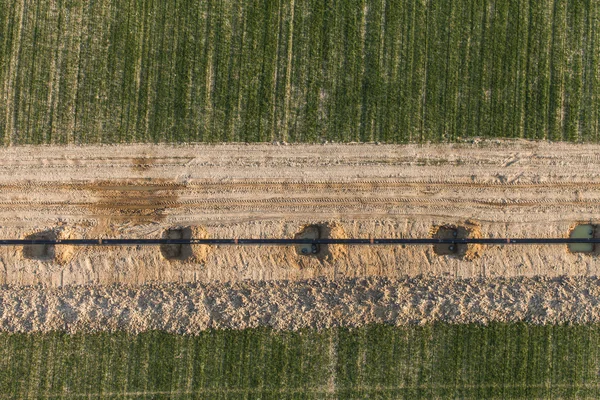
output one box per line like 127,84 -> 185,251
2,324 -> 600,398
1,0 -> 598,144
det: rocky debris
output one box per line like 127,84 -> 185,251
0,276 -> 599,333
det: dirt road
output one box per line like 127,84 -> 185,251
1,140 -> 600,286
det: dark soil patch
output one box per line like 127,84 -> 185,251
23,230 -> 56,261
295,225 -> 321,256
432,225 -> 469,257
160,227 -> 193,261
568,224 -> 595,254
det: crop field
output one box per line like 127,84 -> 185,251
1,0 -> 599,144
2,0 -> 600,397
1,324 -> 599,399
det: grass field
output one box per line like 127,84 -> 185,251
1,324 -> 600,399
1,0 -> 598,144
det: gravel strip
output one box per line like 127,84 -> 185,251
0,276 -> 599,333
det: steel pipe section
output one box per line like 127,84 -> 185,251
1,238 -> 600,246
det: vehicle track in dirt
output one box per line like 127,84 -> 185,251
1,140 -> 600,286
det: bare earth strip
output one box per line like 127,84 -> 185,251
0,140 -> 600,286
1,276 -> 600,333
0,140 -> 599,331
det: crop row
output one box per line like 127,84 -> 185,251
2,324 -> 600,397
1,0 -> 598,144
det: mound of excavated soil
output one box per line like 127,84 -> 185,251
1,276 -> 600,333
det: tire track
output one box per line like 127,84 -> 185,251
2,179 -> 600,191
0,197 -> 598,209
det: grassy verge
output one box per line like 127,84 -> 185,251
1,0 -> 598,144
1,324 -> 600,398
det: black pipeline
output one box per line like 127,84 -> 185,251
2,238 -> 600,245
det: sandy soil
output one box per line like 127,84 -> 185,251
1,139 -> 600,286
1,276 -> 600,333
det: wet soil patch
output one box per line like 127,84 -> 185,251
132,157 -> 155,171
432,225 -> 472,258
89,180 -> 183,223
160,227 -> 193,261
23,230 -> 56,261
295,225 -> 322,256
568,224 -> 595,254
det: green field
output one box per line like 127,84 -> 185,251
2,1 -> 600,396
1,324 -> 600,399
1,0 -> 598,144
